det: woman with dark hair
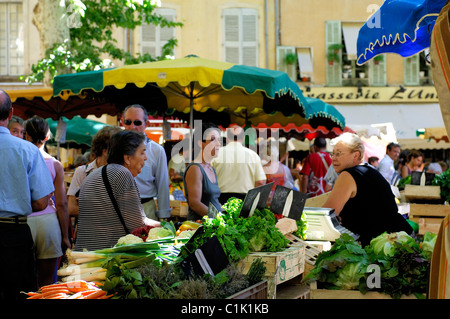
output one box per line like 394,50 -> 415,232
184,122 -> 222,221
401,150 -> 424,178
67,125 -> 122,219
24,116 -> 70,287
74,130 -> 160,251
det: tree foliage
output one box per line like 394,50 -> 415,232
22,0 -> 183,84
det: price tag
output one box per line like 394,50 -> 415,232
239,182 -> 274,218
269,185 -> 307,220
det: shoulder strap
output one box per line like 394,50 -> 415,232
102,165 -> 130,234
317,152 -> 329,171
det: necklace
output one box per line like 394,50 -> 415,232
203,162 -> 214,172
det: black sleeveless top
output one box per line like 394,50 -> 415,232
340,164 -> 413,247
184,163 -> 222,221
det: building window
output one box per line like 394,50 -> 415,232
276,46 -> 313,83
0,2 -> 24,77
223,8 -> 258,66
404,51 -> 433,86
325,20 -> 385,87
141,8 -> 176,58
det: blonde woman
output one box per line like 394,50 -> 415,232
323,133 -> 413,246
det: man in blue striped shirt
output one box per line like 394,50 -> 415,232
0,90 -> 54,299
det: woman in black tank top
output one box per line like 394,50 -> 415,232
184,122 -> 223,221
323,133 -> 413,247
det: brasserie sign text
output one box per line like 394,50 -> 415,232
301,86 -> 438,103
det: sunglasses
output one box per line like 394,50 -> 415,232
124,119 -> 144,126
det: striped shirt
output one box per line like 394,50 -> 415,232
74,164 -> 146,251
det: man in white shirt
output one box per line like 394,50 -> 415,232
212,125 -> 266,204
377,142 -> 401,185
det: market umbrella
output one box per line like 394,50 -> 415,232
355,0 -> 450,152
52,55 -> 345,134
356,0 -> 447,65
416,127 -> 449,143
7,87 -> 120,120
46,116 -> 111,147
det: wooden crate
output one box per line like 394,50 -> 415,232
309,281 -> 423,299
227,280 -> 268,299
404,185 -> 441,202
409,204 -> 450,235
276,280 -> 310,299
239,243 -> 305,298
170,200 -> 188,218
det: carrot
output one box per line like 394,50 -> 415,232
41,288 -> 70,297
43,292 -> 69,299
27,293 -> 44,299
82,289 -> 107,299
40,283 -> 69,290
66,280 -> 90,293
66,291 -> 84,299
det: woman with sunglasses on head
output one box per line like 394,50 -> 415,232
322,133 -> 413,247
184,122 -> 222,221
74,130 -> 160,252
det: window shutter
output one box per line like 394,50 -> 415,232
325,20 -> 342,86
0,2 -> 23,76
223,8 -> 258,66
141,8 -> 176,58
141,22 -> 157,57
242,9 -> 258,66
224,9 -> 240,64
404,54 -> 420,86
369,54 -> 386,86
276,46 -> 297,82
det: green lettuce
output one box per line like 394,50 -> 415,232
368,231 -> 419,258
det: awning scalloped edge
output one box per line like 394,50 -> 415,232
356,13 -> 439,65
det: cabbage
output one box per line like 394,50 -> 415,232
421,231 -> 437,259
302,233 -> 369,290
334,262 -> 367,290
369,231 -> 418,258
116,234 -> 144,246
145,227 -> 174,241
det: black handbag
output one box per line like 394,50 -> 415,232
102,165 -> 130,234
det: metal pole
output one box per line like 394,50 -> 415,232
189,82 -> 194,163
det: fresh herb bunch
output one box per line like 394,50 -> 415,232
102,258 -> 261,299
432,169 -> 450,202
